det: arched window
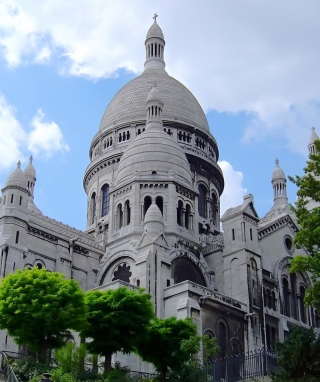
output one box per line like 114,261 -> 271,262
125,200 -> 131,225
144,196 -> 152,217
101,184 -> 109,217
290,273 -> 297,319
282,278 -> 290,317
218,322 -> 227,361
91,192 -> 96,224
177,200 -> 183,226
185,204 -> 191,229
198,185 -> 207,218
156,196 -> 163,215
271,291 -> 276,310
300,285 -> 306,323
211,193 -> 218,225
117,204 -> 123,229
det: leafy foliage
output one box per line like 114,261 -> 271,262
271,326 -> 320,382
136,317 -> 199,380
82,287 -> 154,375
8,356 -> 53,382
289,139 -> 320,307
0,268 -> 86,362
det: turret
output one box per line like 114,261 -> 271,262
308,126 -> 319,155
144,13 -> 165,71
24,156 -> 36,198
272,158 -> 288,208
1,161 -> 29,219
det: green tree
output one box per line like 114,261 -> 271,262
0,268 -> 86,362
271,326 -> 320,382
289,139 -> 320,307
136,316 -> 200,381
82,287 -> 154,375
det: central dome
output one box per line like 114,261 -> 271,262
99,70 -> 209,133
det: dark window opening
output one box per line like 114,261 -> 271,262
101,184 -> 109,217
91,192 -> 96,224
125,200 -> 131,225
19,196 -> 22,205
185,204 -> 191,229
177,200 -> 183,226
232,229 -> 235,240
156,196 -> 163,215
15,231 -> 19,244
198,184 -> 207,218
11,194 -> 14,203
144,196 -> 152,217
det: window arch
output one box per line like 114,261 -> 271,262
185,204 -> 191,229
101,184 -> 109,217
156,196 -> 163,215
300,285 -> 306,323
198,184 -> 207,218
125,200 -> 131,225
177,200 -> 183,226
117,203 -> 123,229
144,196 -> 152,217
211,192 -> 218,225
282,277 -> 290,317
91,192 -> 96,224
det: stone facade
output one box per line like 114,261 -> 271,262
0,18 -> 318,367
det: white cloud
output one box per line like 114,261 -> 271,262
1,1 -> 320,153
0,95 -> 69,173
28,109 -> 69,156
0,95 -> 26,171
219,161 -> 247,215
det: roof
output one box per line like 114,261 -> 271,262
98,69 -> 210,133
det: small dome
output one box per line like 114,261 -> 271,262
114,129 -> 192,187
272,158 -> 286,181
146,21 -> 164,41
5,161 -> 28,189
24,156 -> 36,179
144,202 -> 164,231
146,85 -> 163,104
145,203 -> 163,224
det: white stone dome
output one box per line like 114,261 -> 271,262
272,159 -> 286,181
99,69 -> 210,133
114,128 -> 192,187
24,161 -> 36,179
146,21 -> 164,41
5,162 -> 27,189
144,202 -> 164,233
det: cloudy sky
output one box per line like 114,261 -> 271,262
0,0 -> 319,230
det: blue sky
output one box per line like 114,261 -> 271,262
0,1 -> 319,231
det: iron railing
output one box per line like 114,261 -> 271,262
0,351 -> 20,382
204,349 -> 280,382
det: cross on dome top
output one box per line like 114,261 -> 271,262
29,155 -> 33,164
17,160 -> 21,169
275,158 -> 279,166
153,13 -> 158,23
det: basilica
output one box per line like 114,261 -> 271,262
0,17 -> 318,368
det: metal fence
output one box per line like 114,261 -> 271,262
0,351 -> 20,382
204,349 -> 280,382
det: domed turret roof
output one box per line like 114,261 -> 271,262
308,126 -> 319,146
144,203 -> 163,224
24,156 -> 36,179
146,85 -> 163,104
272,158 -> 286,181
114,129 -> 192,187
146,19 -> 164,41
99,70 -> 209,133
5,161 -> 28,189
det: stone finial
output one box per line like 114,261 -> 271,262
17,160 -> 21,169
312,126 -> 315,132
29,155 -> 33,164
275,158 -> 279,166
153,12 -> 158,23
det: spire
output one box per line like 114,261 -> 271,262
24,156 -> 37,198
146,84 -> 164,130
308,126 -> 319,155
144,15 -> 165,70
271,158 -> 288,207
